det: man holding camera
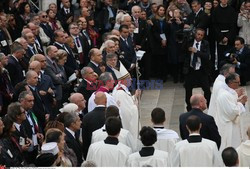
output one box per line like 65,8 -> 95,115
223,37 -> 250,86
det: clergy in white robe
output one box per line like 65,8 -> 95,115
91,125 -> 137,152
86,117 -> 132,167
170,115 -> 223,167
216,73 -> 247,151
112,78 -> 140,139
236,126 -> 250,167
88,72 -> 117,112
127,126 -> 169,167
151,107 -> 179,153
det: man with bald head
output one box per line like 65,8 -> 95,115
27,22 -> 44,54
69,93 -> 86,119
26,70 -> 49,130
87,48 -> 103,76
82,91 -> 107,158
179,94 -> 221,149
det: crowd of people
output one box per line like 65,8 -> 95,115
0,0 -> 250,167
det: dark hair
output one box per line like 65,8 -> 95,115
191,0 -> 201,5
119,24 -> 129,32
45,121 -> 65,133
219,64 -> 235,75
105,105 -> 119,119
56,112 -> 69,124
2,115 -> 14,138
45,128 -> 63,143
7,102 -> 23,122
18,2 -> 31,15
186,115 -> 201,131
46,9 -> 53,15
140,126 -> 157,146
222,147 -> 238,167
151,108 -> 166,124
225,73 -> 239,85
235,36 -> 245,44
156,5 -> 165,13
105,117 -> 121,136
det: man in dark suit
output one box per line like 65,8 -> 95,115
183,28 -> 211,111
64,112 -> 83,166
119,25 -> 137,72
6,42 -> 26,87
37,12 -> 54,45
19,91 -> 43,164
54,30 -> 79,77
24,32 -> 43,60
82,92 -> 107,159
96,0 -> 117,33
185,0 -> 210,30
57,0 -> 74,32
26,70 -> 48,131
27,22 -> 45,53
106,53 -> 118,80
77,67 -> 97,115
179,94 -> 221,149
223,37 -> 250,86
87,48 -> 103,76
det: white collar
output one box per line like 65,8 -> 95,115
189,133 -> 200,136
55,42 -> 64,47
12,55 -> 19,62
66,127 -> 75,138
14,122 -> 21,132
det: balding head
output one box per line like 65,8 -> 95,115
190,94 -> 207,111
26,70 -> 38,86
33,54 -> 47,69
69,93 -> 86,111
29,61 -> 41,74
94,92 -> 107,106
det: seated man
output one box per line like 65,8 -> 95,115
170,115 -> 222,167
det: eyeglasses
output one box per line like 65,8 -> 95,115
42,15 -> 48,18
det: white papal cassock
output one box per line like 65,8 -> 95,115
86,140 -> 132,167
208,74 -> 227,120
112,83 -> 140,139
88,86 -> 117,112
126,148 -> 169,167
236,140 -> 250,167
170,135 -> 223,167
153,127 -> 179,153
216,87 -> 245,151
91,125 -> 137,152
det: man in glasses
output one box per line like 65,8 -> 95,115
38,11 -> 54,45
216,73 -> 248,151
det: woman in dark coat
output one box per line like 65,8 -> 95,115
150,5 -> 169,81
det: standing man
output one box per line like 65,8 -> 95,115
57,0 -> 74,31
183,28 -> 211,111
87,48 -> 103,76
179,94 -> 221,149
216,73 -> 247,151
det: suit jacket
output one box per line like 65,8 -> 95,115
0,29 -> 11,55
82,106 -> 106,158
186,9 -> 210,30
54,42 -> 78,77
39,23 -> 54,43
179,108 -> 221,149
87,61 -> 102,76
57,7 -> 74,31
119,36 -> 136,69
71,35 -> 90,65
106,65 -> 117,80
65,129 -> 83,166
77,79 -> 95,114
183,39 -> 210,75
131,17 -> 148,48
6,55 -> 25,87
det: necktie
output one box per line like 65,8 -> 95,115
125,39 -> 129,47
33,45 -> 38,54
135,19 -> 139,28
75,36 -> 81,48
192,43 -> 199,68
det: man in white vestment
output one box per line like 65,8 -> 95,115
88,72 -> 117,112
91,105 -> 137,152
112,71 -> 141,139
237,126 -> 250,167
151,107 -> 179,153
216,73 -> 247,151
126,126 -> 169,167
170,115 -> 222,167
86,117 -> 132,167
208,64 -> 235,120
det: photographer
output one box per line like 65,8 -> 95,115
223,37 -> 250,85
237,0 -> 250,47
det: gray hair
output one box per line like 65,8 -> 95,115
131,5 -> 141,14
18,91 -> 33,102
121,14 -> 131,22
98,72 -> 113,85
26,70 -> 37,80
7,102 -> 23,122
104,40 -> 115,49
0,53 -> 5,61
106,53 -> 117,61
219,64 -> 235,76
225,73 -> 239,85
63,112 -> 79,128
81,67 -> 91,77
